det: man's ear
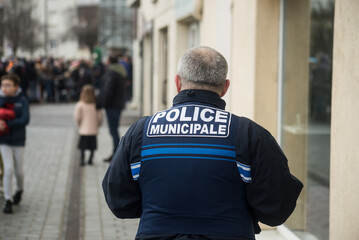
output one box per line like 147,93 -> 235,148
175,74 -> 182,93
220,79 -> 230,97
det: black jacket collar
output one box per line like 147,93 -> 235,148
173,89 -> 226,110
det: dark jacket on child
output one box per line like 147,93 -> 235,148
0,89 -> 30,146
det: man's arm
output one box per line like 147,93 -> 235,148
102,117 -> 148,218
246,125 -> 303,226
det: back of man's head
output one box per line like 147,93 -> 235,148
177,46 -> 228,90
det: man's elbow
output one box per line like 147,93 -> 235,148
111,206 -> 142,219
253,191 -> 303,226
254,204 -> 295,227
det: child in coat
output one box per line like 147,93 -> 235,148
0,73 -> 30,214
74,84 -> 103,166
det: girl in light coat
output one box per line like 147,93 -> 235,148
74,84 -> 102,166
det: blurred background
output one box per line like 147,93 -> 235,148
0,0 -> 358,240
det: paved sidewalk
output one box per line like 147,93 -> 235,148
0,104 -> 76,240
0,103 -> 305,240
81,120 -> 140,240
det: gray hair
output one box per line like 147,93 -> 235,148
177,46 -> 228,87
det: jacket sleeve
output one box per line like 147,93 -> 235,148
6,98 -> 30,129
102,117 -> 148,218
97,109 -> 103,127
246,125 -> 303,227
73,102 -> 82,126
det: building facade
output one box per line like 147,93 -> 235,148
127,0 -> 359,239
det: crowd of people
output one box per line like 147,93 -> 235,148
0,53 -> 133,214
0,55 -> 133,103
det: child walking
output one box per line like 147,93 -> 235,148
74,84 -> 102,166
0,73 -> 30,214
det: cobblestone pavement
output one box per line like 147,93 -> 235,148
0,103 -> 322,240
0,103 -> 140,240
80,123 -> 139,240
0,104 -> 76,240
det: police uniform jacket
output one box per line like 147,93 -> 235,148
102,89 -> 303,240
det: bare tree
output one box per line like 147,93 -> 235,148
64,5 -> 99,53
0,0 -> 41,56
19,19 -> 42,56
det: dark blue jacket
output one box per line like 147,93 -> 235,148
102,90 -> 303,240
0,89 -> 30,146
96,64 -> 126,110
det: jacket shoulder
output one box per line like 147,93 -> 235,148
231,114 -> 265,136
17,94 -> 29,104
126,116 -> 149,138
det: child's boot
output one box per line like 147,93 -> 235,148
13,190 -> 23,205
3,200 -> 13,214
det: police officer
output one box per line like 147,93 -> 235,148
102,46 -> 303,240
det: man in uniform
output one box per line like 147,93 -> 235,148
102,46 -> 303,240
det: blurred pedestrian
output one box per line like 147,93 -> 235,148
96,54 -> 126,162
120,55 -> 133,102
0,73 -> 30,214
72,60 -> 93,100
43,58 -> 55,102
26,60 -> 38,102
74,84 -> 103,166
35,59 -> 46,102
12,58 -> 28,99
93,61 -> 105,91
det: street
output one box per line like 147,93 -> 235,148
0,103 -> 140,240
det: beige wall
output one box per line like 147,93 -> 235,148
230,0 -> 280,134
281,0 -> 310,231
152,6 -> 175,112
230,0 -> 257,119
131,39 -> 141,110
254,0 -> 280,135
330,0 -> 359,239
200,0 -> 232,109
142,34 -> 153,116
137,0 -> 176,114
141,0 -> 174,23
